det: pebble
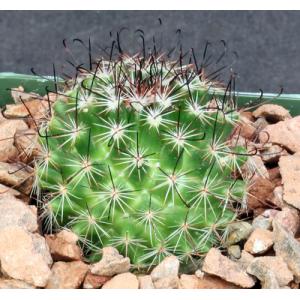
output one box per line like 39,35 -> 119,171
0,118 -> 28,162
226,221 -> 253,246
247,256 -> 293,288
45,230 -> 82,261
244,228 -> 274,255
138,275 -> 155,289
102,272 -> 139,289
0,226 -> 52,287
253,104 -> 291,123
259,116 -> 300,153
279,153 -> 300,210
202,248 -> 255,288
0,278 -> 35,289
46,261 -> 88,289
273,221 -> 300,281
83,273 -> 111,289
0,195 -> 38,232
151,255 -> 180,282
90,246 -> 130,276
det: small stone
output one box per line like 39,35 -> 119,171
0,196 -> 38,232
226,221 -> 253,246
0,226 -> 52,287
262,209 -> 279,219
289,281 -> 300,289
253,104 -> 291,123
179,274 -> 198,289
260,144 -> 287,164
237,115 -> 256,139
83,273 -> 111,289
195,269 -> 204,279
56,229 -> 79,243
227,245 -> 241,259
151,255 -> 180,282
202,248 -> 255,288
138,275 -> 154,289
0,279 -> 35,289
244,228 -> 273,255
102,272 -> 139,289
14,129 -> 39,162
0,183 -> 21,197
247,256 -> 293,288
270,186 -> 284,208
268,167 -> 281,181
247,176 -> 275,210
4,99 -> 49,124
46,261 -> 88,289
10,86 -> 41,103
273,207 -> 300,235
259,116 -> 300,153
252,215 -> 272,230
90,246 -> 130,276
273,221 -> 300,280
0,162 -> 33,195
236,250 -> 255,271
45,230 -> 82,261
242,155 -> 269,180
0,118 -> 28,162
154,276 -> 180,289
279,153 -> 300,210
197,274 -> 239,289
253,117 -> 269,130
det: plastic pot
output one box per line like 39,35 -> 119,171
0,73 -> 300,116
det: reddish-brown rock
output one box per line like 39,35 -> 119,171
0,162 -> 33,194
273,221 -> 300,280
102,272 -> 139,289
0,183 -> 21,198
236,250 -> 255,271
247,256 -> 293,288
179,274 -> 199,289
0,196 -> 38,232
83,273 -> 111,289
279,153 -> 300,209
260,144 -> 287,164
270,186 -> 284,208
202,248 -> 255,288
46,261 -> 88,289
45,230 -> 82,262
90,247 -> 130,276
4,99 -> 49,123
154,276 -> 180,289
242,155 -> 269,180
244,228 -> 273,255
0,118 -> 28,162
237,115 -> 256,139
247,176 -> 275,210
259,116 -> 300,153
0,226 -> 52,287
14,129 -> 39,162
0,279 -> 35,289
138,275 -> 154,289
197,274 -> 239,289
253,104 -> 291,123
273,207 -> 300,235
151,255 -> 180,282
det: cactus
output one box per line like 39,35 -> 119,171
35,53 -> 248,269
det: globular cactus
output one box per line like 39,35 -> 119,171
36,53 -> 247,269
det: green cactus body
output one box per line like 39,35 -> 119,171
36,56 -> 247,268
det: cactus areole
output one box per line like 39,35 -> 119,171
36,53 -> 247,268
